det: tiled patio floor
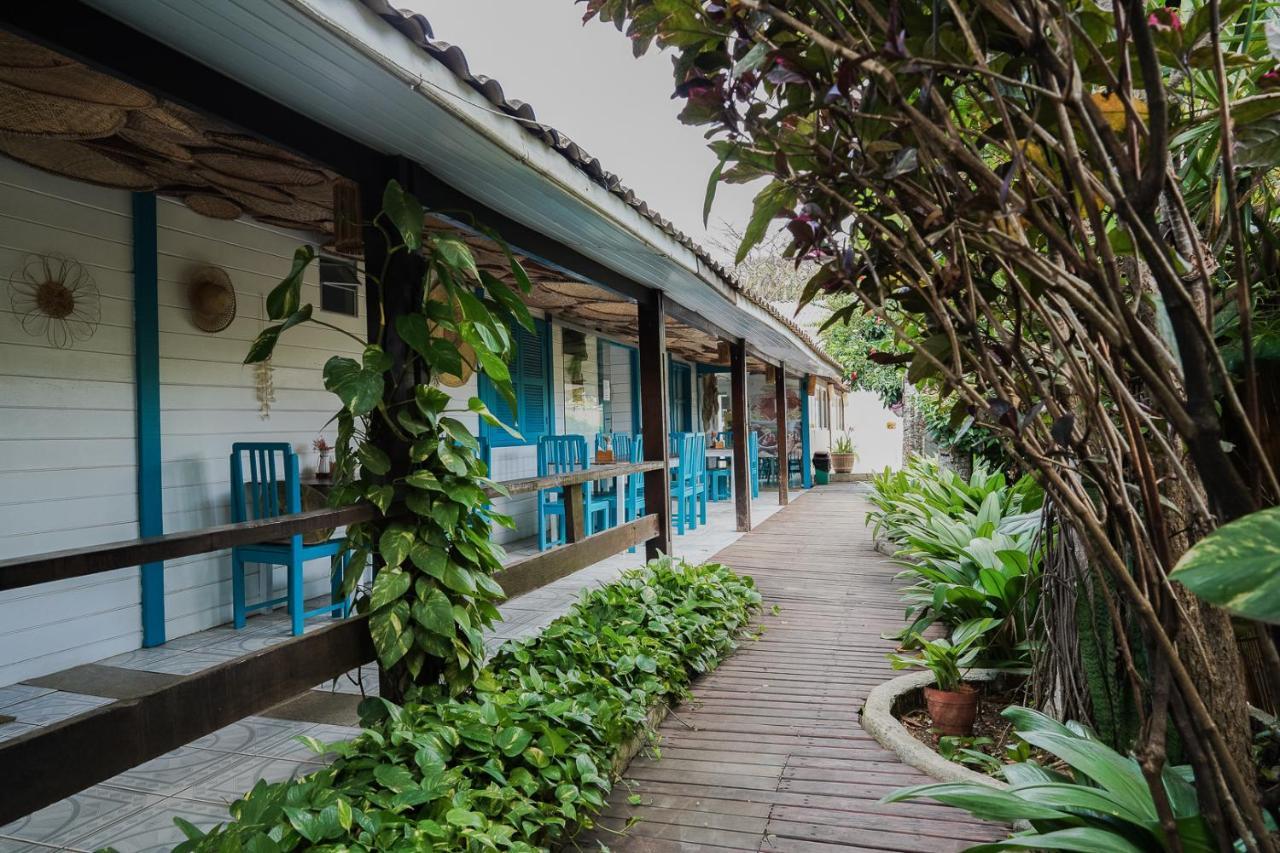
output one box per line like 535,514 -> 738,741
0,487 -> 803,851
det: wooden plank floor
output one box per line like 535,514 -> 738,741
580,484 -> 1005,852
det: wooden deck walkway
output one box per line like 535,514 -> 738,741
582,484 -> 1005,852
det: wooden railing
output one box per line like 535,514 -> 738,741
0,461 -> 666,822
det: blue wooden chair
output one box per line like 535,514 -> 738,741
670,432 -> 708,534
707,432 -> 731,502
691,432 -> 709,526
668,432 -> 695,535
748,430 -> 761,499
230,443 -> 349,637
593,432 -> 632,505
623,434 -> 646,553
537,435 -> 613,550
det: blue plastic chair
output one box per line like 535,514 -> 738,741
669,433 -> 707,534
230,443 -> 349,636
537,435 -> 614,550
748,430 -> 761,499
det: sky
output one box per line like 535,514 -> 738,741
406,1 -> 759,265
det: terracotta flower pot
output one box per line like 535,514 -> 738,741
924,684 -> 978,736
831,452 -> 856,473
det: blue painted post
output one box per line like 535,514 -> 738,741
800,374 -> 813,489
133,193 -> 165,647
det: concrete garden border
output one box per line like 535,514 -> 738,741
861,668 -> 1011,789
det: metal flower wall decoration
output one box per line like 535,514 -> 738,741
9,253 -> 100,348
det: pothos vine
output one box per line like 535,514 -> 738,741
245,180 -> 532,700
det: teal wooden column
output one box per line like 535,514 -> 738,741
133,192 -> 165,647
800,374 -> 813,488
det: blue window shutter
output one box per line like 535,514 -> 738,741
517,318 -> 549,441
668,360 -> 691,432
480,317 -> 549,448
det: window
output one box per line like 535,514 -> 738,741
836,392 -> 846,431
319,257 -> 359,317
815,386 -> 830,429
668,360 -> 692,432
479,317 -> 551,448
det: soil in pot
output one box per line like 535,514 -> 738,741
924,684 -> 978,736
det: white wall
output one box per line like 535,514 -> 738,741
605,344 -> 633,437
840,389 -> 902,472
0,160 -> 380,684
155,198 -> 365,639
0,159 -> 142,685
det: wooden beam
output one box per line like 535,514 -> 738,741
493,515 -> 658,599
498,461 -> 661,497
563,483 -> 586,544
730,339 -> 753,532
0,505 -> 379,592
0,511 -> 662,823
776,359 -> 790,507
638,292 -> 673,558
0,462 -> 666,593
0,616 -> 376,825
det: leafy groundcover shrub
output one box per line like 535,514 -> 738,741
867,457 -> 1043,664
884,706 -> 1219,852
176,557 -> 760,851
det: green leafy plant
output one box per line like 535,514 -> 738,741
583,0 -> 1280,841
1170,505 -> 1280,624
178,557 -> 761,851
890,618 -> 996,691
938,735 -> 1003,774
244,180 -> 534,698
884,706 -> 1219,852
869,458 -> 1043,662
832,431 -> 856,455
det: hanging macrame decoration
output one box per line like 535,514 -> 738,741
255,357 -> 275,420
8,252 -> 100,348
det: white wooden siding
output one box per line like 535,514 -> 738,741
155,198 -> 365,639
0,158 -> 141,685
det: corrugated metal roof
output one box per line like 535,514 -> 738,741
357,0 -> 840,376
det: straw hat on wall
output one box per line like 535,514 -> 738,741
188,265 -> 237,333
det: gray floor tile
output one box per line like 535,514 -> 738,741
256,723 -> 359,762
176,755 -> 320,806
0,785 -> 160,847
100,648 -> 190,670
71,799 -> 230,853
0,839 -> 64,853
199,634 -> 290,657
189,715 -> 304,754
157,628 -> 244,651
104,746 -> 240,797
135,652 -> 229,676
0,685 -> 54,711
4,691 -> 112,726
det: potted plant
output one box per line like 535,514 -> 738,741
313,436 -> 332,481
831,432 -> 858,474
889,618 -> 994,735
